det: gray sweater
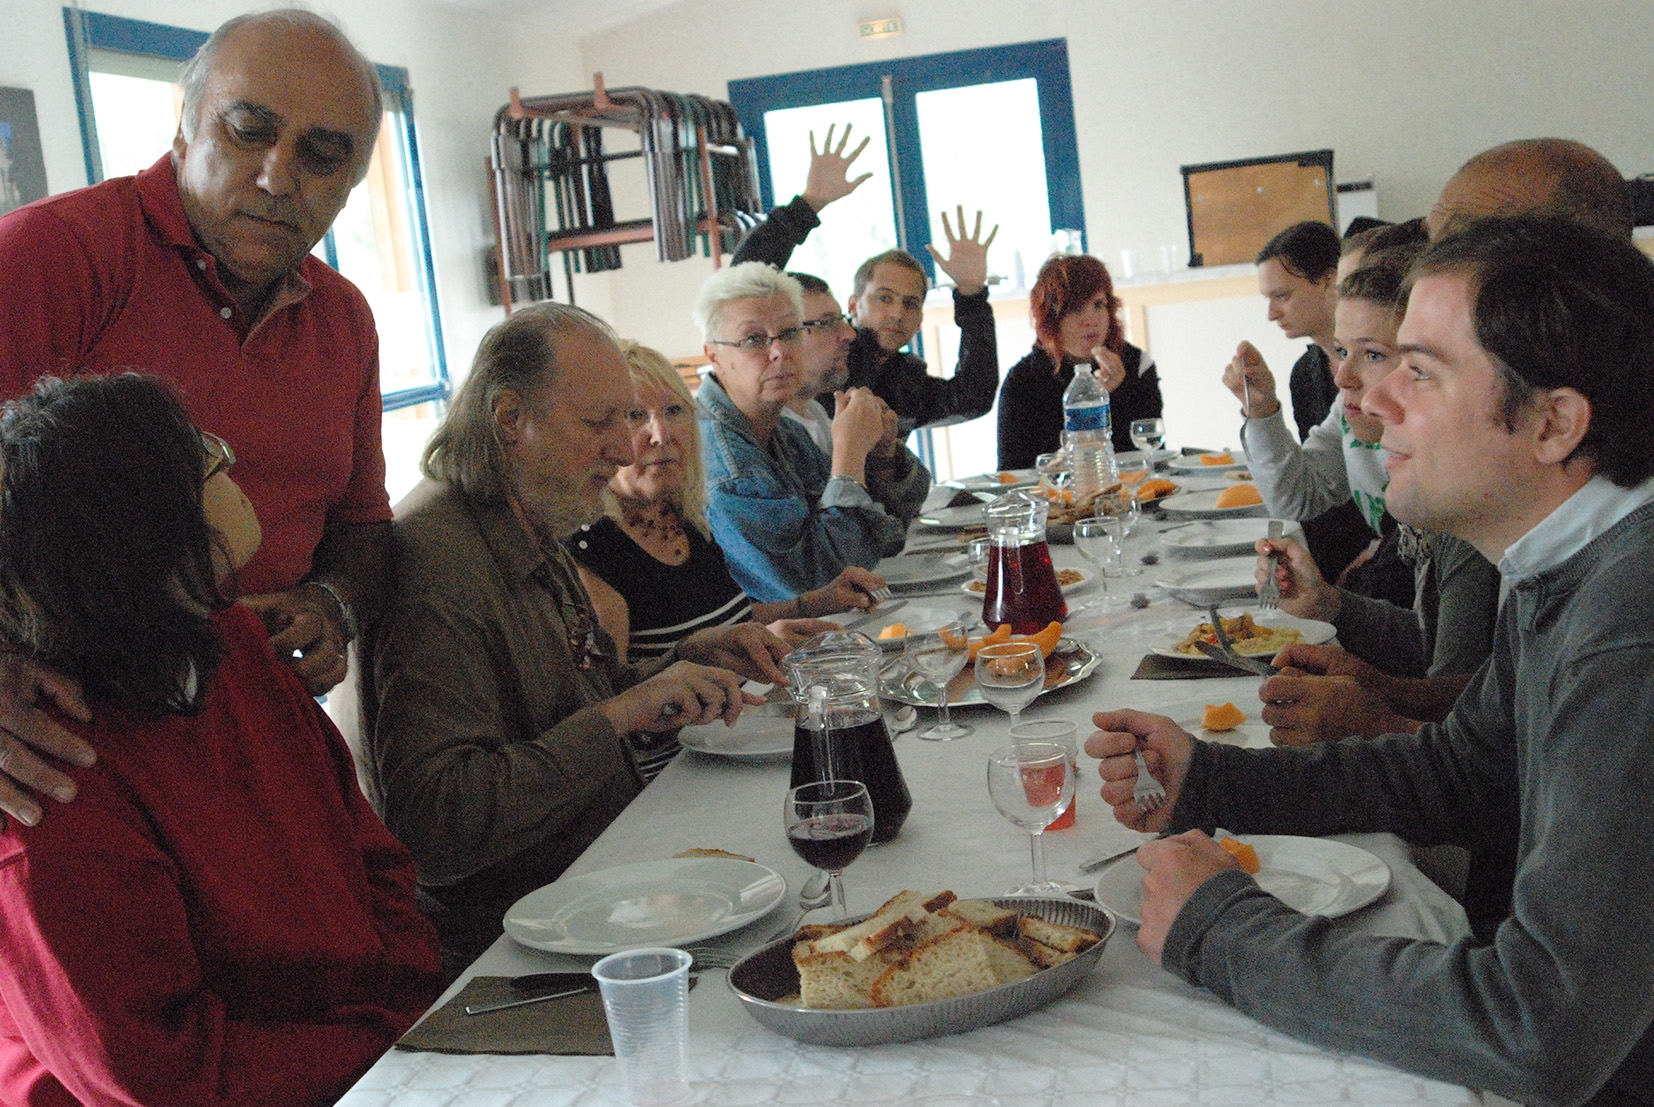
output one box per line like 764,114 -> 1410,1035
1161,501 -> 1654,1106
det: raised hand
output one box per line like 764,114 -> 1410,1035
925,206 -> 998,296
1222,341 -> 1281,419
1092,345 -> 1127,393
1084,708 -> 1195,832
1255,536 -> 1340,621
830,387 -> 887,474
801,124 -> 873,213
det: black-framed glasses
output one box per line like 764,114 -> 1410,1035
708,327 -> 804,353
801,312 -> 852,334
201,431 -> 236,480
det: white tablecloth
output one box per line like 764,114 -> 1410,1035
340,500 -> 1488,1107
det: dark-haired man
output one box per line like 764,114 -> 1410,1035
732,132 -> 1000,435
1090,217 -> 1654,1106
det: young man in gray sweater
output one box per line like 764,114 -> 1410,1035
1088,216 -> 1654,1107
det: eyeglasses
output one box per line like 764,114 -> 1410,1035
708,327 -> 803,353
801,312 -> 852,334
202,431 -> 236,479
625,401 -> 696,429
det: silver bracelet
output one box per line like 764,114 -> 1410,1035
306,579 -> 359,644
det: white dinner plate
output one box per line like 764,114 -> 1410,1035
1168,700 -> 1274,749
874,550 -> 972,589
918,503 -> 989,529
959,566 -> 1092,597
1094,835 -> 1390,926
1151,613 -> 1336,659
504,857 -> 787,955
1160,518 -> 1302,557
1157,487 -> 1268,519
1154,557 -> 1266,604
678,699 -> 795,762
869,605 -> 962,650
951,469 -> 1040,492
1164,452 -> 1249,474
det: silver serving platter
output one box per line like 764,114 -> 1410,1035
726,896 -> 1115,1046
879,640 -> 1100,708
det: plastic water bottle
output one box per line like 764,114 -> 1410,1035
1062,362 -> 1117,500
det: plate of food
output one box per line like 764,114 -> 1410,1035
727,890 -> 1113,1046
1093,835 -> 1390,926
960,566 -> 1091,597
1157,485 -> 1269,518
1153,557 -> 1265,604
504,857 -> 787,955
881,637 -> 1099,707
678,687 -> 795,761
950,469 -> 1040,493
872,551 -> 972,590
870,606 -> 964,650
1165,450 -> 1250,474
1160,518 -> 1301,558
1169,699 -> 1273,748
1151,611 -> 1335,659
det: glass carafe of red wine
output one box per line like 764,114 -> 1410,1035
982,490 -> 1069,634
784,630 -> 912,843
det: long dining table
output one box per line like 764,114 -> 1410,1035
340,478 -> 1493,1107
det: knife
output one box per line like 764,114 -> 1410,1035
1192,639 -> 1280,677
842,598 -> 905,632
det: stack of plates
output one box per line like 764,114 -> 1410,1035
1159,518 -> 1300,558
873,551 -> 972,594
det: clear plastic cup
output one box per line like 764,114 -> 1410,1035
591,947 -> 694,1106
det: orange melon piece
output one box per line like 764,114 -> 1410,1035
961,623 -> 1012,661
1214,483 -> 1263,509
996,471 -> 1019,484
1010,621 -> 1064,659
877,623 -> 908,640
1218,837 -> 1261,874
1135,478 -> 1178,502
1199,451 -> 1236,466
1200,702 -> 1247,732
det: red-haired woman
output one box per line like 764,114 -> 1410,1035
996,254 -> 1163,469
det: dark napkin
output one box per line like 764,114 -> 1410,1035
1130,653 -> 1257,681
395,976 -> 613,1056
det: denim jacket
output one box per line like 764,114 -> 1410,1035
697,374 -> 925,602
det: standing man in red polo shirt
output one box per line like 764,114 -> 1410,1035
0,9 -> 389,824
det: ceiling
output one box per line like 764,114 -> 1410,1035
425,0 -> 685,37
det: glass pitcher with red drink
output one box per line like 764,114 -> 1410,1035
784,630 -> 912,844
981,490 -> 1068,634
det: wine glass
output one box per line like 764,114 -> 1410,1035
986,741 -> 1076,895
905,621 -> 974,741
785,780 -> 874,920
974,641 -> 1046,727
1130,417 -> 1167,456
1073,515 -> 1122,579
1096,487 -> 1143,541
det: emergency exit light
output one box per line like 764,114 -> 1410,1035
859,18 -> 902,38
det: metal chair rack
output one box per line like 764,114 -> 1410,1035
488,73 -> 763,311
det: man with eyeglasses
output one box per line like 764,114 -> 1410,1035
694,262 -> 930,602
733,128 -> 1000,436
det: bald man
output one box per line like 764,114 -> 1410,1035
1427,137 -> 1633,240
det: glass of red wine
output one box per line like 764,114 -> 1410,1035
785,780 -> 874,919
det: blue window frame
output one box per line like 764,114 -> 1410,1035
61,7 -> 448,413
728,39 -> 1084,275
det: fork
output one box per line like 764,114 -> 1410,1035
1132,745 -> 1168,812
1258,520 -> 1284,609
682,945 -> 743,970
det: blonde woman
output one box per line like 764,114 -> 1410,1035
570,342 -> 882,660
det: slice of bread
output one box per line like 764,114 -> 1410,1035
868,927 -> 1003,1008
1019,915 -> 1101,955
1021,939 -> 1080,969
943,898 -> 1020,938
795,945 -> 902,1010
809,889 -> 927,961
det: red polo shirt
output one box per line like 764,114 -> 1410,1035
0,155 -> 391,595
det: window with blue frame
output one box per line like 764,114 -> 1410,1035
62,8 -> 448,499
728,39 -> 1084,301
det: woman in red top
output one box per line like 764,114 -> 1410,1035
0,375 -> 440,1106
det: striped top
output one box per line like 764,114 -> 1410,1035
569,516 -> 755,659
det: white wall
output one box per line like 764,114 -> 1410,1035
1,0 -> 590,378
574,0 -> 1654,362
